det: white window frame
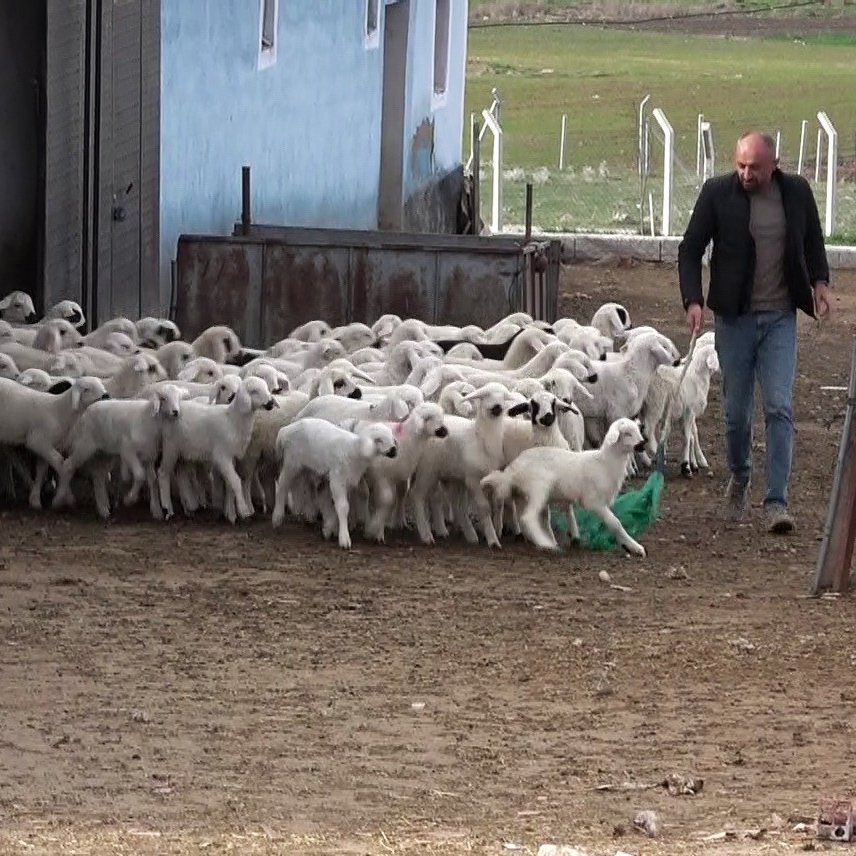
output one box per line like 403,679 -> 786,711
365,0 -> 380,50
258,0 -> 278,71
432,0 -> 451,109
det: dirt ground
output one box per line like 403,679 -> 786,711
2,261 -> 856,856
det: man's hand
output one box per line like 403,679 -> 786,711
686,303 -> 703,333
814,281 -> 833,321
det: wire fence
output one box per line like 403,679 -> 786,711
476,106 -> 856,243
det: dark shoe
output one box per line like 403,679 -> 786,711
725,477 -> 750,522
764,502 -> 795,534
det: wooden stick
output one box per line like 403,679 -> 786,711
812,337 -> 856,594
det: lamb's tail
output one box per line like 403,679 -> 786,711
480,468 -> 513,504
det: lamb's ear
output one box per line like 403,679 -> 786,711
391,397 -> 410,421
351,367 -> 376,383
461,386 -> 491,403
148,392 -> 162,417
234,385 -> 253,414
360,433 -> 375,458
70,382 -> 82,410
507,402 -> 530,418
570,375 -> 594,400
421,369 -> 443,399
604,422 -> 621,447
276,373 -> 290,392
555,399 -> 577,413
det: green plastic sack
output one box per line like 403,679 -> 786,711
550,470 -> 664,551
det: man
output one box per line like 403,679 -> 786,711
678,131 -> 832,534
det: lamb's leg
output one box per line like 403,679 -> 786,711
214,457 -> 251,520
272,462 -> 297,528
688,417 -> 708,470
520,489 -> 557,550
593,505 -> 646,557
146,465 -> 162,520
92,462 -> 112,519
680,413 -> 694,477
26,441 -> 64,510
121,452 -> 147,506
453,487 -> 480,544
429,485 -> 450,538
157,449 -> 179,519
365,477 -> 394,543
410,470 -> 437,544
467,476 -> 501,548
329,478 -> 352,550
566,504 -> 580,543
54,439 -> 96,507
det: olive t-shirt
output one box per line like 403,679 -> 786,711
749,180 -> 792,312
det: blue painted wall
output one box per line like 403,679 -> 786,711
160,0 -> 467,307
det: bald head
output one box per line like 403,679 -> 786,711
735,132 -> 778,192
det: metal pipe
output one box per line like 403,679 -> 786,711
241,165 -> 252,236
559,114 -> 567,171
471,119 -> 481,236
652,108 -> 674,236
818,111 -> 838,237
797,119 -> 808,175
482,107 -> 504,234
524,183 -> 533,243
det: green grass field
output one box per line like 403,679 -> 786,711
465,22 -> 856,237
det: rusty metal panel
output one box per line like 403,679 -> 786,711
175,228 -> 561,349
175,238 -> 262,343
350,248 -> 436,324
436,253 -> 524,328
261,243 -> 349,343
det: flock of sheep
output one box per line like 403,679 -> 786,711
0,288 -> 720,554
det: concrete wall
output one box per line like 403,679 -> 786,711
160,0 -> 468,308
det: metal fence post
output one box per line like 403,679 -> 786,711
817,111 -> 838,237
652,108 -> 674,236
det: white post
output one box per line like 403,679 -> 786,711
817,111 -> 838,237
648,191 -> 655,237
652,107 -> 674,236
482,107 -> 503,234
701,121 -> 715,181
775,130 -> 781,159
797,119 -> 808,175
468,111 -> 475,166
559,114 -> 567,170
696,113 -> 704,179
638,94 -> 650,180
815,127 -> 823,184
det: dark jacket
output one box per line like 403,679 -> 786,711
678,169 -> 830,318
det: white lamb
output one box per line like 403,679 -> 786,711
644,343 -> 720,475
409,382 -> 525,547
137,317 -> 181,348
0,375 -> 109,508
54,384 -> 185,519
481,417 -> 648,555
158,376 -> 278,521
0,291 -> 37,324
362,402 -> 450,542
0,353 -> 21,380
272,418 -> 398,548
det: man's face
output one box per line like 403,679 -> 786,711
735,135 -> 777,192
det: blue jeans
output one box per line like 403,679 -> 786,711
714,310 -> 797,507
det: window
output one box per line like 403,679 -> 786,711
258,0 -> 278,70
365,0 -> 380,50
433,0 -> 451,103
